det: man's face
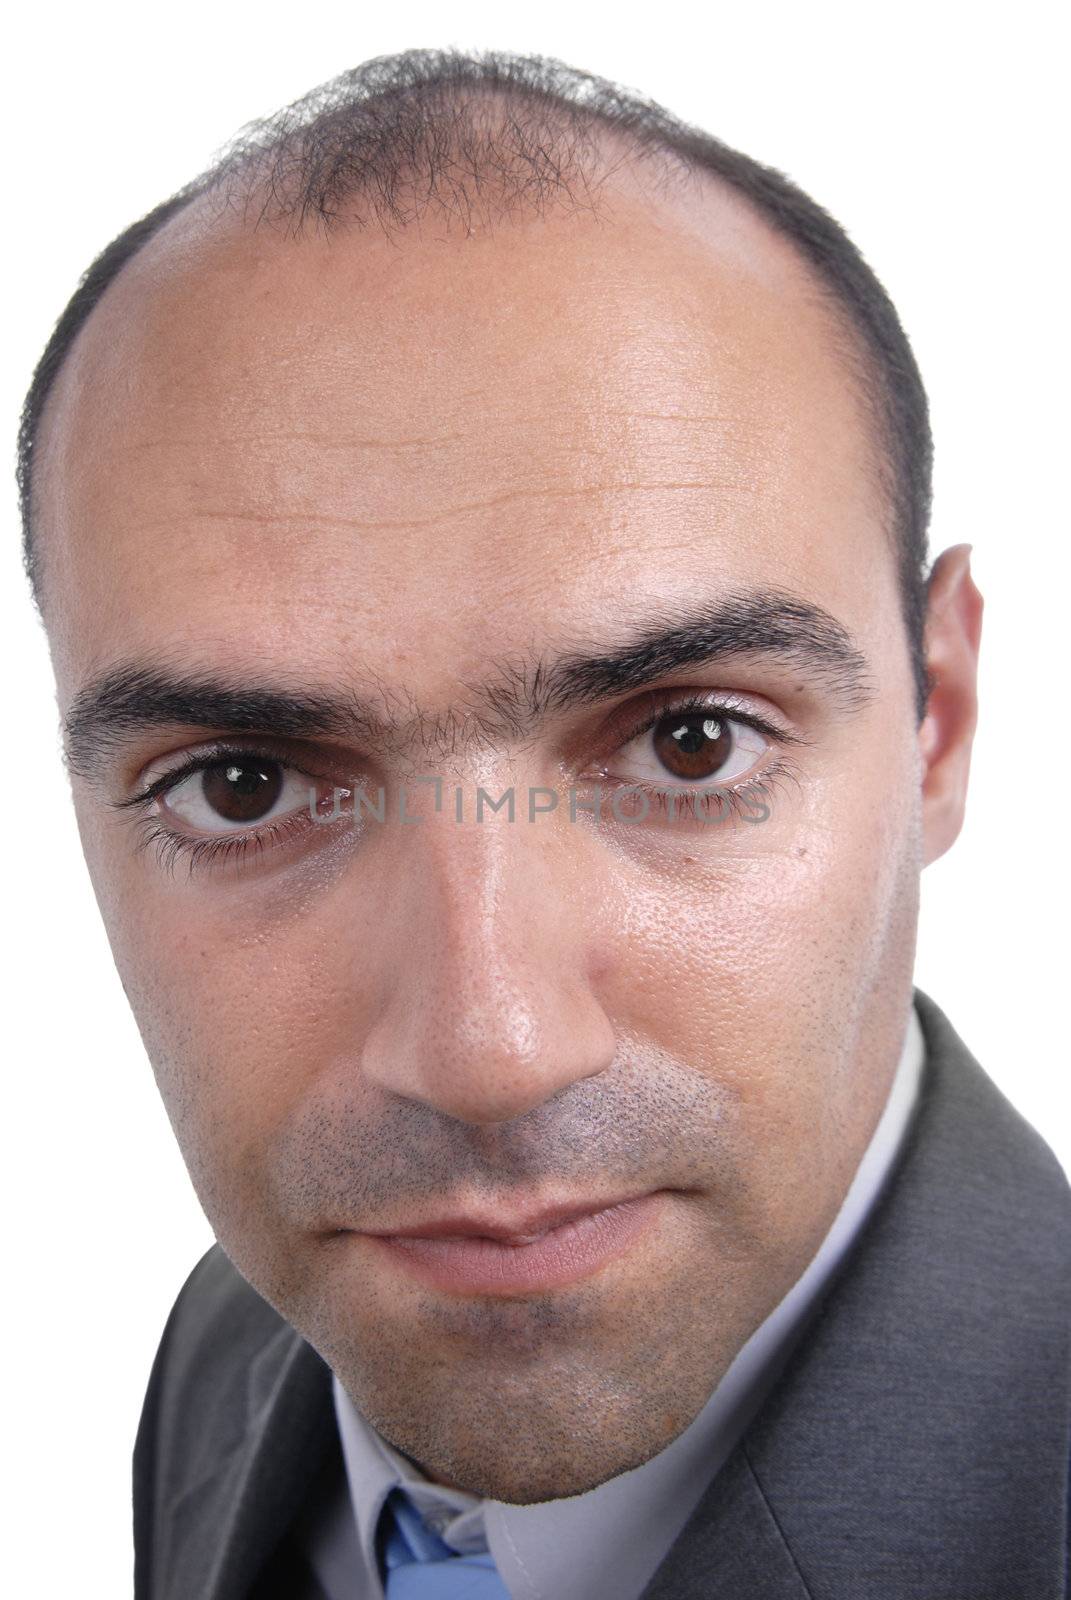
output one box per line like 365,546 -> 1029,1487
39,166 -> 925,1501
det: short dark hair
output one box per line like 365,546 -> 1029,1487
17,46 -> 934,719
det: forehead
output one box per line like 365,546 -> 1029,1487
37,171 -> 891,697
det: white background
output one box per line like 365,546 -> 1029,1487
3,2 -> 1067,1592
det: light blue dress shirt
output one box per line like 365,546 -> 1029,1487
303,1001 -> 926,1599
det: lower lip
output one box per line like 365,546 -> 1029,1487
364,1193 -> 665,1295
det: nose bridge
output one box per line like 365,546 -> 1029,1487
360,793 -> 616,1123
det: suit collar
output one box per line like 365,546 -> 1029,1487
639,987 -> 1070,1596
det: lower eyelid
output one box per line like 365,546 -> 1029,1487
132,804 -> 327,877
593,754 -> 795,824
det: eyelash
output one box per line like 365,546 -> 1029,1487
132,815 -> 309,878
117,695 -> 803,877
116,738 -> 329,880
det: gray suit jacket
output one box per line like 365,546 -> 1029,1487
133,990 -> 1071,1598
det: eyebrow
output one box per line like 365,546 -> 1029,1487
63,586 -> 874,782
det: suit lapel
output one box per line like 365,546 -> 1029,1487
161,1320 -> 337,1600
639,988 -> 1071,1597
638,1445 -> 813,1600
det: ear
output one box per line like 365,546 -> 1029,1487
918,544 -> 984,866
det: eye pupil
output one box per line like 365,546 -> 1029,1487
655,713 -> 730,780
201,760 -> 283,823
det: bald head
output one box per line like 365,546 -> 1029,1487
36,145 -> 896,716
19,46 -> 932,716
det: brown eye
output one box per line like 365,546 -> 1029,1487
161,757 -> 296,832
199,760 -> 284,823
606,705 -> 771,790
651,713 -> 733,782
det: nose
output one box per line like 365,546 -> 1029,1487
358,790 -> 617,1124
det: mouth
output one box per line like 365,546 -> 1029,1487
364,1192 -> 656,1244
356,1191 -> 668,1295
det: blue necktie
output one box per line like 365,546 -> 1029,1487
378,1485 -> 512,1597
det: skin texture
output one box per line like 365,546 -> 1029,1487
36,154 -> 982,1503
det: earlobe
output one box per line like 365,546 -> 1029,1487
918,543 -> 984,867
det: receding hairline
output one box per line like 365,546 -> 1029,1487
19,48 -> 933,719
31,113 -> 884,535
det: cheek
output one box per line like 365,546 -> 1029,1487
78,838 -> 340,1240
74,793 -> 367,1191
608,801 -> 909,1059
107,923 -> 309,1224
599,776 -> 918,1246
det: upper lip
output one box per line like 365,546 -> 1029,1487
362,1192 -> 655,1243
